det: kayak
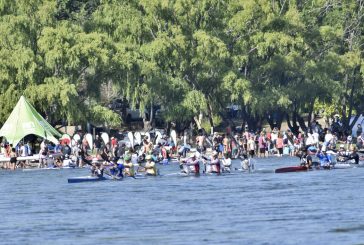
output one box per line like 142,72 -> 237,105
204,172 -> 236,176
236,168 -> 274,174
275,165 -> 336,173
68,176 -> 108,183
23,166 -> 77,172
23,167 -> 61,172
275,166 -> 308,173
334,162 -> 364,169
67,173 -> 150,183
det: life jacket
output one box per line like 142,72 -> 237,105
145,161 -> 157,176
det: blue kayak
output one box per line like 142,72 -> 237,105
68,172 -> 158,183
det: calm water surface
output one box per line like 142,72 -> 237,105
1,156 -> 364,245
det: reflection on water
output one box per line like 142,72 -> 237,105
1,156 -> 364,244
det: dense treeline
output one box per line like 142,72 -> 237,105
0,0 -> 363,134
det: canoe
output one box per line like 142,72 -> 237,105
275,166 -> 308,173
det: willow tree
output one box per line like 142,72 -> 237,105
0,0 -> 121,127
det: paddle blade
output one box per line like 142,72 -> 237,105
128,132 -> 134,147
85,133 -> 93,150
171,130 -> 177,146
101,132 -> 109,145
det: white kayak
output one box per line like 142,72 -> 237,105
23,166 -> 77,171
334,162 -> 364,169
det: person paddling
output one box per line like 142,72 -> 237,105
122,155 -> 135,177
300,149 -> 313,169
316,150 -> 332,169
205,151 -> 221,174
337,144 -> 349,162
110,158 -> 124,178
349,146 -> 360,164
144,155 -> 158,176
181,153 -> 200,175
91,159 -> 104,177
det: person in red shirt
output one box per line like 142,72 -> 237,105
111,137 -> 117,147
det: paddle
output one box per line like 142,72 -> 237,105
81,154 -> 125,179
103,170 -> 122,180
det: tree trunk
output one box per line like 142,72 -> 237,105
193,112 -> 203,129
266,113 -> 275,129
291,110 -> 300,134
297,114 -> 307,132
307,100 -> 314,131
341,73 -> 349,129
207,101 -> 214,127
149,102 -> 154,123
345,73 -> 357,134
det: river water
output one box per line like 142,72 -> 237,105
1,156 -> 364,245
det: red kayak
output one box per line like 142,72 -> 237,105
275,166 -> 308,173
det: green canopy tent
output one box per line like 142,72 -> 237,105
0,96 -> 61,146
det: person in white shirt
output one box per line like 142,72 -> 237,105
312,131 -> 320,147
324,130 -> 333,144
305,133 -> 315,146
20,143 -> 28,157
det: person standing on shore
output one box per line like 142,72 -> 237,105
39,141 -> 48,168
356,124 -> 362,141
9,148 -> 17,170
276,133 -> 284,157
94,135 -> 101,155
258,132 -> 266,158
196,133 -> 206,154
222,134 -> 231,158
247,136 -> 256,158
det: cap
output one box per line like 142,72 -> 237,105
212,151 -> 218,156
146,155 -> 152,160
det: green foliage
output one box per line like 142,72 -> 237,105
89,105 -> 121,128
201,115 -> 222,132
0,0 -> 363,133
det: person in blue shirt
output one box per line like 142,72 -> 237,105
316,150 -> 332,169
110,158 -> 124,178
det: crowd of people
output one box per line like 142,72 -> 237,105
198,123 -> 364,159
1,120 -> 363,173
0,142 -> 32,170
